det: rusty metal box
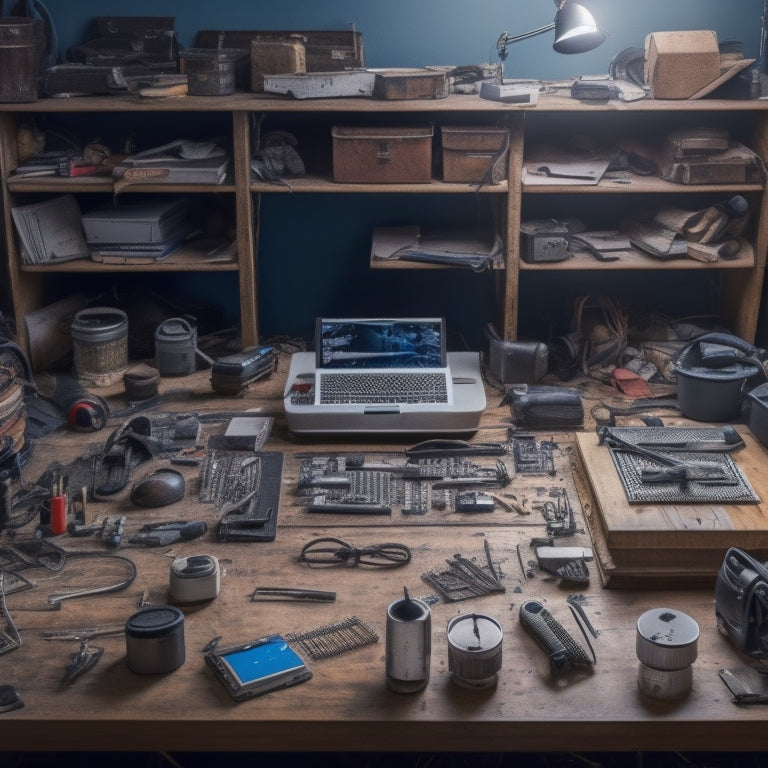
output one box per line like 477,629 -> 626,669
372,68 -> 448,100
332,125 -> 434,183
441,125 -> 509,184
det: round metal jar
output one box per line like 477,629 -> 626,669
125,605 -> 186,674
446,613 -> 503,689
638,661 -> 694,700
636,607 -> 699,670
169,554 -> 220,603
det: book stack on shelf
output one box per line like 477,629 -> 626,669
83,198 -> 196,263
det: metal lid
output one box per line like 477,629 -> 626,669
171,555 -> 218,580
71,307 -> 128,343
636,608 -> 699,670
126,606 -> 184,639
447,613 -> 503,686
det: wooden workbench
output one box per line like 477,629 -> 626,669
0,354 -> 765,755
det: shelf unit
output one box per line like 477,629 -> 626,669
1,92 -> 767,364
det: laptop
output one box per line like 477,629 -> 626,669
284,317 -> 486,435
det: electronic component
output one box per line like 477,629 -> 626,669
204,634 -> 312,700
210,345 -> 276,395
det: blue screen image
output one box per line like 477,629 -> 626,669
320,319 -> 444,369
223,640 -> 304,684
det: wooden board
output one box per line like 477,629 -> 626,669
575,426 -> 768,586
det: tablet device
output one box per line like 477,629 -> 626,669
205,634 -> 312,700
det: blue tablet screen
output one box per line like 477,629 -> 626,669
222,639 -> 304,684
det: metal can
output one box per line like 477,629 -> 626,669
386,590 -> 431,693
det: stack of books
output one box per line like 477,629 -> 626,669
82,197 -> 195,263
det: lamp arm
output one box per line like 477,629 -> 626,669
496,23 -> 556,60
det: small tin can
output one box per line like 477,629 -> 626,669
386,589 -> 431,693
169,554 -> 220,604
636,607 -> 699,699
446,613 -> 503,689
125,605 -> 186,674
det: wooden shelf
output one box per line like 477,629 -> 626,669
2,91 -> 768,363
251,174 -> 508,194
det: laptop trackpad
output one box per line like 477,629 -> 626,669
364,406 -> 401,414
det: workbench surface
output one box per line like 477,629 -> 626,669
0,358 -> 764,754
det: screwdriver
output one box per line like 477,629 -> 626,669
129,520 -> 208,547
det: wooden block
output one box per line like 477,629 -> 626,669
251,40 -> 306,93
575,426 -> 768,585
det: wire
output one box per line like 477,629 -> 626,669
298,537 -> 411,568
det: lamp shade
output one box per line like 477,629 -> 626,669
553,2 -> 607,53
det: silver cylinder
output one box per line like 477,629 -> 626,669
446,613 -> 503,689
386,594 -> 431,693
636,607 -> 699,670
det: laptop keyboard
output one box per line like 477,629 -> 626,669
319,372 -> 449,405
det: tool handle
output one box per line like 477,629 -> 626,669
519,600 -> 571,676
520,600 -> 593,677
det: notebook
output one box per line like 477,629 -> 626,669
284,317 -> 486,435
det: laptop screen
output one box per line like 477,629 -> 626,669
315,318 -> 447,370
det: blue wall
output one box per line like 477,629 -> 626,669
32,0 -> 766,347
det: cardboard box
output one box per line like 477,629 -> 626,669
644,31 -> 721,99
251,40 -> 306,93
441,125 -> 508,184
332,125 -> 434,183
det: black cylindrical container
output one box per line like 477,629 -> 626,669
125,605 -> 186,674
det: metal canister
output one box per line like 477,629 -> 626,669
636,607 -> 699,699
125,605 -> 186,674
446,613 -> 503,689
386,589 -> 431,693
70,307 -> 129,387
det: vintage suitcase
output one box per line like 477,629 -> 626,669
251,40 -> 306,92
660,142 -> 764,184
96,17 -> 175,37
372,68 -> 448,100
441,125 -> 509,184
196,29 -> 363,87
264,70 -> 375,99
332,125 -> 434,183
664,127 -> 729,159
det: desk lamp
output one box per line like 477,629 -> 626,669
496,0 -> 606,72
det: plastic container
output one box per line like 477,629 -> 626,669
154,317 -> 198,376
674,332 -> 763,421
70,307 -> 129,387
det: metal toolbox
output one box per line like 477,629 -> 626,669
441,125 -> 509,184
179,49 -> 247,96
331,125 -> 434,183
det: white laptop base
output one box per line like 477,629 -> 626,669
284,351 -> 486,435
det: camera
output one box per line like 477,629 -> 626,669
715,547 -> 768,658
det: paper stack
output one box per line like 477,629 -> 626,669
11,195 -> 89,265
